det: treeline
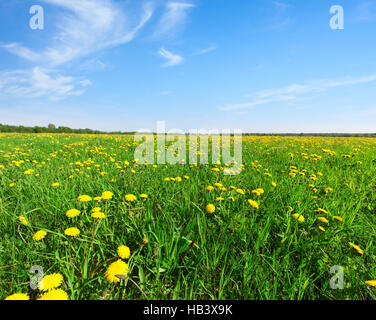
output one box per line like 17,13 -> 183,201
0,123 -> 375,137
0,123 -> 134,135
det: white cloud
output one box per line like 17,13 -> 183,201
2,0 -> 154,66
0,67 -> 91,101
153,2 -> 195,38
353,0 -> 376,22
220,74 -> 376,111
158,48 -> 183,67
193,44 -> 217,56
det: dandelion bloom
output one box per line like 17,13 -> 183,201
212,168 -> 220,172
4,293 -> 29,300
77,195 -> 92,202
214,183 -> 223,188
125,194 -> 137,202
315,208 -> 328,214
66,209 -> 80,218
118,245 -> 131,259
101,191 -> 113,200
206,186 -> 214,191
206,204 -> 215,214
142,238 -> 149,244
140,194 -> 148,199
93,196 -> 102,202
236,189 -> 245,195
52,182 -> 60,187
91,211 -> 106,220
365,280 -> 376,287
64,227 -> 80,237
317,217 -> 329,224
33,230 -> 47,241
272,182 -> 277,187
37,289 -> 69,300
216,197 -> 224,202
105,259 -> 129,283
292,214 -> 305,223
349,242 -> 364,255
248,199 -> 259,209
91,207 -> 102,213
9,183 -> 16,188
333,216 -> 343,222
38,273 -> 63,291
19,216 -> 28,226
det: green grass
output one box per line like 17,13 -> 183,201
1,133 -> 376,300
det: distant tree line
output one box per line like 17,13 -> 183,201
0,123 -> 135,135
0,123 -> 374,137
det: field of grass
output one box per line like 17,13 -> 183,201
1,133 -> 376,300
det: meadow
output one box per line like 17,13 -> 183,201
1,133 -> 376,300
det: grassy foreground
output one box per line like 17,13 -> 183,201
1,133 -> 376,300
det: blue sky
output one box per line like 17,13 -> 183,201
0,0 -> 376,133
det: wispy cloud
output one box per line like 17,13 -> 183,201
158,91 -> 172,95
352,0 -> 376,22
220,74 -> 376,111
2,0 -> 154,67
192,44 -> 217,56
263,0 -> 294,31
0,67 -> 91,101
152,2 -> 195,39
158,48 -> 183,67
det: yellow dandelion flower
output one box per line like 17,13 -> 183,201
64,227 -> 80,237
101,191 -> 113,200
206,186 -> 214,191
9,183 -> 16,188
236,188 -> 245,195
319,226 -> 326,232
125,194 -> 137,202
292,213 -> 305,223
37,289 -> 69,300
206,204 -> 215,214
33,230 -> 47,241
333,216 -> 343,222
91,207 -> 101,213
272,182 -> 277,187
38,273 -> 63,291
4,293 -> 29,300
91,211 -> 106,219
365,280 -> 376,287
248,199 -> 259,209
216,197 -> 224,201
117,245 -> 131,259
52,182 -> 60,187
140,194 -> 148,199
77,195 -> 92,202
105,259 -> 128,283
19,216 -> 28,226
317,217 -> 329,224
315,208 -> 328,214
65,209 -> 80,218
349,242 -> 364,255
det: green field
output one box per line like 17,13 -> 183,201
1,133 -> 376,300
